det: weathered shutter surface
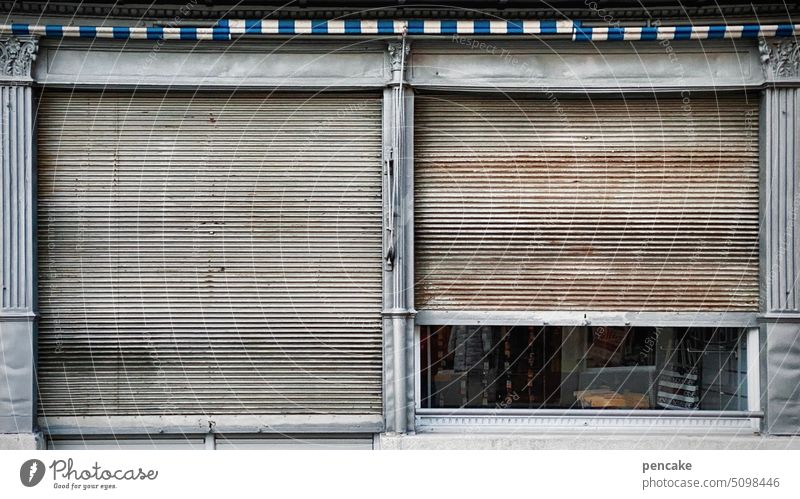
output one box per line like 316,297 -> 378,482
37,92 -> 383,416
415,95 -> 759,311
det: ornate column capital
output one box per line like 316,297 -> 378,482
388,40 -> 410,75
0,36 -> 38,84
759,38 -> 800,82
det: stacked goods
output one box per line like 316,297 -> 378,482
657,368 -> 700,409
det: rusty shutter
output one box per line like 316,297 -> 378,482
37,91 -> 383,417
415,95 -> 759,311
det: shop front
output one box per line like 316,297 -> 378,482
412,92 -> 761,432
2,34 -> 393,448
0,2 -> 799,449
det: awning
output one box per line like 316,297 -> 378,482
2,20 -> 797,41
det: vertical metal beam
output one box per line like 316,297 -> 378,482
759,37 -> 800,435
382,38 -> 412,434
747,327 -> 761,432
381,87 -> 397,434
762,86 -> 800,312
761,319 -> 800,434
402,87 -> 416,434
203,433 -> 216,450
0,36 -> 38,438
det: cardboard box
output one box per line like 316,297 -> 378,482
574,389 -> 651,409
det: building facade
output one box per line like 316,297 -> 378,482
1,1 -> 800,449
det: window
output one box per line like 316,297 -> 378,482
420,326 -> 748,411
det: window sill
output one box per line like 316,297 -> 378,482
415,409 -> 761,434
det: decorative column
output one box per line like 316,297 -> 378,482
0,36 -> 38,447
759,38 -> 800,435
383,39 -> 414,434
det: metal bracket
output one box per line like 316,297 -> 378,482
384,146 -> 396,269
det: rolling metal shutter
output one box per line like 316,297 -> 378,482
37,91 -> 383,416
415,95 -> 759,311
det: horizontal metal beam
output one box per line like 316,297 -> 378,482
40,415 -> 384,435
415,310 -> 758,328
0,311 -> 35,321
409,39 -> 764,91
759,313 -> 800,322
416,408 -> 762,418
34,39 -> 390,89
415,415 -> 759,433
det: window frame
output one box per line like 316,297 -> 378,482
405,83 -> 765,433
412,323 -> 761,432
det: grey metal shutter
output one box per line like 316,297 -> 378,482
37,91 -> 383,416
415,95 -> 759,311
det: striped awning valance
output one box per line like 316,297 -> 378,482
2,20 -> 797,41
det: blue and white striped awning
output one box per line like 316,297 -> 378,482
574,23 -> 797,41
2,20 -> 798,41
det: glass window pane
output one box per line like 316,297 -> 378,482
420,325 -> 747,411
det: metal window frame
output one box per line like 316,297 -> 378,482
31,38 -> 394,438
406,77 -> 765,432
412,324 -> 762,432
